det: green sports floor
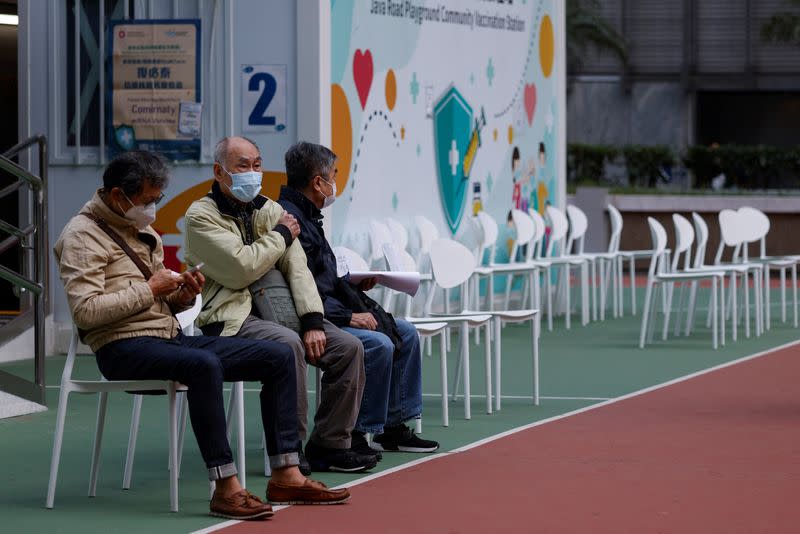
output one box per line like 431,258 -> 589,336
1,288 -> 798,533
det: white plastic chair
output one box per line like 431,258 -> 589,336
46,305 -> 197,511
410,321 -> 449,426
546,206 -> 590,330
423,238 -> 540,411
686,212 -> 762,341
368,220 -> 393,269
332,245 -> 370,273
385,217 -> 409,252
639,217 -> 725,349
737,206 -> 798,329
607,204 -> 658,316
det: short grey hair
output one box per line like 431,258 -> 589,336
103,150 -> 170,196
284,142 -> 337,190
213,136 -> 261,165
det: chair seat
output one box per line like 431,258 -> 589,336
689,264 -> 758,274
656,271 -> 725,282
412,321 -> 448,335
461,308 -> 539,321
407,314 -> 492,326
484,261 -> 547,273
68,380 -> 187,394
618,249 -> 659,258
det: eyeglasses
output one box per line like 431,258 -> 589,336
122,190 -> 165,207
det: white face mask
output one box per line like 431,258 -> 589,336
320,177 -> 337,208
120,192 -> 157,230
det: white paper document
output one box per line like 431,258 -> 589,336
348,271 -> 420,297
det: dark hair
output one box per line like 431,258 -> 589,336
284,142 -> 337,190
539,142 -> 546,155
512,146 -> 520,166
102,150 -> 170,197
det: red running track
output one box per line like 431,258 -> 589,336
218,341 -> 800,534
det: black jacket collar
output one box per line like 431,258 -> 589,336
279,185 -> 322,221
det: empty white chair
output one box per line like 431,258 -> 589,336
385,217 -> 409,252
332,245 -> 370,273
546,205 -> 590,329
368,220 -> 393,269
639,217 -> 725,349
607,204 -> 658,316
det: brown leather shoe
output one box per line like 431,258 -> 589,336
210,489 -> 274,520
267,478 -> 351,505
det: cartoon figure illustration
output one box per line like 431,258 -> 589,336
511,146 -> 522,210
535,142 -> 549,215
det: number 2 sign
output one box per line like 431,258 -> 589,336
242,64 -> 287,133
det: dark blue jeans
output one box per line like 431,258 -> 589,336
95,332 -> 299,479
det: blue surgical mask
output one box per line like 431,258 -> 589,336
222,167 -> 262,202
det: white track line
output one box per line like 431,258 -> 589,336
191,337 -> 800,534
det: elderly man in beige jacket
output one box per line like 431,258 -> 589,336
184,136 -> 375,474
54,150 -> 349,520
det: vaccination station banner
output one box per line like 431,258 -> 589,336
107,19 -> 202,161
329,0 -> 565,258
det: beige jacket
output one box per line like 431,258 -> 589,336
54,191 -> 187,352
183,187 -> 323,337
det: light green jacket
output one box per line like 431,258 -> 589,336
184,192 -> 323,336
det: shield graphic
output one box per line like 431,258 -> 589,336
433,86 -> 473,234
114,124 -> 136,151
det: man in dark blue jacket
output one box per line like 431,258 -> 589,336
279,142 -> 438,456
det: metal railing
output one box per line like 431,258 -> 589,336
0,135 -> 48,406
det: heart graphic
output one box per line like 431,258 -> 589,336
353,49 -> 373,110
524,83 -> 537,125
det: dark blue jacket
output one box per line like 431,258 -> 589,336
278,186 -> 354,327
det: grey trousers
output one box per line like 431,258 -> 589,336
237,315 -> 365,449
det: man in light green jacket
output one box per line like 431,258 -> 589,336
184,136 -> 375,474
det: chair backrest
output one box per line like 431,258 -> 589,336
368,220 -> 393,262
715,208 -> 743,264
332,246 -> 369,274
429,238 -> 476,290
175,294 -> 203,335
475,211 -> 499,264
738,206 -> 770,259
528,208 -> 547,259
646,217 -> 668,279
545,205 -> 569,257
383,242 -> 417,271
606,204 -> 623,253
566,205 -> 588,254
671,213 -> 695,271
414,215 -> 439,255
385,217 -> 409,251
509,209 -> 536,263
691,212 -> 709,268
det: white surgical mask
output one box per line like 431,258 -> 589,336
223,167 -> 262,203
320,177 -> 337,208
120,192 -> 157,230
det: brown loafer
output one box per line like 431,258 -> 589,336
210,489 -> 274,520
267,478 -> 351,505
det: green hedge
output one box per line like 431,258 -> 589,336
568,143 -> 800,190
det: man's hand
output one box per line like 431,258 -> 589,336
277,211 -> 300,239
350,312 -> 377,330
174,270 -> 205,307
303,329 -> 327,364
148,269 -> 183,298
357,276 -> 378,291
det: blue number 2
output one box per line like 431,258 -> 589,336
247,73 -> 276,126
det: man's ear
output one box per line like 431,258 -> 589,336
212,162 -> 225,182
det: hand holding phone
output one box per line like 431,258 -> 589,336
186,262 -> 205,274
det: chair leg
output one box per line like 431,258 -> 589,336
731,272 -> 738,342
630,257 -> 637,315
765,265 -> 771,330
494,317 -> 502,412
546,267 -> 553,331
565,265 -> 572,329
461,322 -> 471,420
122,395 -> 142,490
451,330 -> 463,402
781,268 -> 787,323
88,392 -> 109,497
639,281 -> 654,348
532,315 -> 540,405
712,277 -> 719,350
176,392 -> 189,478
439,332 -> 448,427
685,280 -> 698,336
484,322 -> 492,415
235,382 -> 246,490
744,271 -> 750,338
46,388 -> 71,509
662,282 -> 675,341
168,384 -> 179,512
647,283 -> 660,345
793,265 -> 798,328
591,260 -> 598,322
